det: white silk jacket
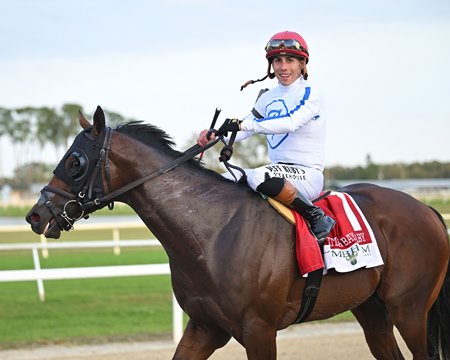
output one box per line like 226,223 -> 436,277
237,77 -> 326,172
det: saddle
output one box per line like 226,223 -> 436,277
267,191 -> 383,274
267,191 -> 330,225
267,197 -> 295,224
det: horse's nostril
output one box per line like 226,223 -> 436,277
27,213 -> 41,224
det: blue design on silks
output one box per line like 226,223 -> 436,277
288,86 -> 311,115
268,134 -> 289,149
265,99 -> 289,119
258,87 -> 312,149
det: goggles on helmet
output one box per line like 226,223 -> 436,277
265,39 -> 309,56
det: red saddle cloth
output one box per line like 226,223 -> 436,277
293,191 -> 381,276
292,211 -> 324,276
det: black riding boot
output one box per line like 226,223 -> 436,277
290,191 -> 336,242
257,177 -> 335,242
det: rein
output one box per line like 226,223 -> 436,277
40,104 -> 244,233
41,128 -> 225,231
78,106 -> 236,212
80,136 -> 223,212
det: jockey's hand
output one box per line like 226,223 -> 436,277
216,118 -> 242,137
197,129 -> 216,146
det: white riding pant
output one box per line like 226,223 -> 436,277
223,163 -> 324,200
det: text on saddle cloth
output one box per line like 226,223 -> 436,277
267,191 -> 384,276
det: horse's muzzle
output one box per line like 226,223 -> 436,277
25,205 -> 62,239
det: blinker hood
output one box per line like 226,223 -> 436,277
53,127 -> 106,196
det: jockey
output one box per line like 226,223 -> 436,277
197,30 -> 335,242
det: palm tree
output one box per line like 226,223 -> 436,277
0,104 -> 137,180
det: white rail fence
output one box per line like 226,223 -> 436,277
0,222 -> 185,343
1,216 -> 449,342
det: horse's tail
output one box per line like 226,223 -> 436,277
427,206 -> 450,359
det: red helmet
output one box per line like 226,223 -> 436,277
240,30 -> 310,90
265,31 -> 309,63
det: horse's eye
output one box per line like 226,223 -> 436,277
71,160 -> 80,170
67,151 -> 88,181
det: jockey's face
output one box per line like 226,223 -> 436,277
272,55 -> 305,86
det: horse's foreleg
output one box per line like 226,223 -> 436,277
172,319 -> 231,360
241,318 -> 277,360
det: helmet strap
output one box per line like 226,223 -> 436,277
302,65 -> 308,80
267,60 -> 275,79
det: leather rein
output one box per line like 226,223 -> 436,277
40,127 -> 230,232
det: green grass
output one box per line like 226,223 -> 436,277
0,246 -> 173,348
0,211 -> 176,348
0,247 -> 168,271
420,197 -> 450,214
0,203 -> 136,218
0,205 -> 30,217
0,227 -> 153,244
0,276 -> 174,347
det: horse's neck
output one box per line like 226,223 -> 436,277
135,173 -> 243,260
115,146 -> 245,258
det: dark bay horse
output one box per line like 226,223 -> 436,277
26,106 -> 449,359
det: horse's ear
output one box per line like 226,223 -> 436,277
93,105 -> 106,136
79,110 -> 91,129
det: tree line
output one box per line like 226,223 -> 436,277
194,135 -> 450,180
0,104 -> 132,150
324,161 -> 450,181
0,104 -> 448,190
0,104 -> 134,189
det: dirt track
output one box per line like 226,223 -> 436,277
1,322 -> 412,360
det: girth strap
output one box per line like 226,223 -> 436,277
293,192 -> 329,323
294,266 -> 323,324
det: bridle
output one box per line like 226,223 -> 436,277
39,126 -> 227,232
40,127 -> 114,231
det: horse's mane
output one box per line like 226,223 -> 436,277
114,121 -> 229,181
115,121 -> 182,158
